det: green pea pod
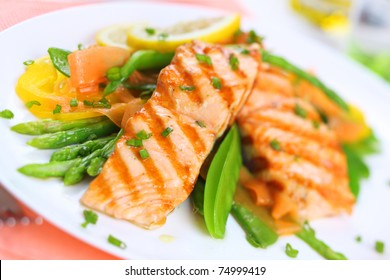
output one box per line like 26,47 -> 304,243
104,50 -> 174,95
204,124 -> 242,239
48,47 -> 72,77
261,50 -> 349,112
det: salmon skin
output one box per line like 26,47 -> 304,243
238,65 -> 355,221
81,41 -> 260,229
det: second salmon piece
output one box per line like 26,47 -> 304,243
81,41 -> 260,229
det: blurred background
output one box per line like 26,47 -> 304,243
243,0 -> 390,83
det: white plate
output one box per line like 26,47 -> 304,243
1,1 -> 390,260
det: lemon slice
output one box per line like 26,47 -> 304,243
126,14 -> 241,52
96,24 -> 133,50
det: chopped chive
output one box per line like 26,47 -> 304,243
83,100 -> 94,107
77,43 -> 84,50
195,120 -> 206,128
241,49 -> 250,55
312,120 -> 320,129
355,236 -> 362,243
270,139 -> 281,151
375,241 -> 385,254
179,85 -> 196,91
93,98 -> 111,109
195,53 -> 212,66
69,98 -> 78,107
25,100 -> 41,108
158,33 -> 169,41
211,76 -> 222,89
0,109 -> 14,119
294,104 -> 307,119
229,54 -> 239,71
247,29 -> 264,44
81,209 -> 98,228
139,148 -> 150,159
145,27 -> 155,35
108,234 -> 127,249
285,243 -> 299,258
126,138 -> 143,147
161,127 -> 173,137
136,130 -> 152,140
53,104 -> 62,114
23,60 -> 34,66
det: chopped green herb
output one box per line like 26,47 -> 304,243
211,76 -> 222,89
0,109 -> 14,119
162,127 -> 173,137
23,60 -> 34,66
158,33 -> 169,41
179,85 -> 196,91
69,98 -> 78,107
93,98 -> 111,109
355,236 -> 362,243
25,100 -> 41,108
195,120 -> 206,128
294,103 -> 307,119
241,49 -> 250,55
375,241 -> 385,254
312,120 -> 320,129
196,53 -> 212,66
108,234 -> 127,249
247,29 -> 264,44
270,139 -> 281,151
53,104 -> 62,114
145,27 -> 155,35
126,138 -> 143,147
139,148 -> 150,159
77,43 -> 84,50
83,99 -> 111,109
229,54 -> 239,71
387,180 -> 390,187
285,243 -> 299,258
83,100 -> 94,106
136,130 -> 152,140
81,209 -> 98,228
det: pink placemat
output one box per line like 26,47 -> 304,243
0,0 -> 246,260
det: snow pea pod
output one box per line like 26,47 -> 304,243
104,50 -> 174,95
204,124 -> 242,239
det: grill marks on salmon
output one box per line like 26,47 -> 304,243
81,41 -> 260,229
238,65 -> 355,221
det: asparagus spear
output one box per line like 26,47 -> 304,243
63,129 -> 123,185
295,222 -> 347,260
27,119 -> 118,149
18,159 -> 81,178
231,202 -> 278,249
261,50 -> 349,112
50,135 -> 115,162
11,116 -> 107,135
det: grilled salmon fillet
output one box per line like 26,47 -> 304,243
81,41 -> 260,229
238,64 -> 355,221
